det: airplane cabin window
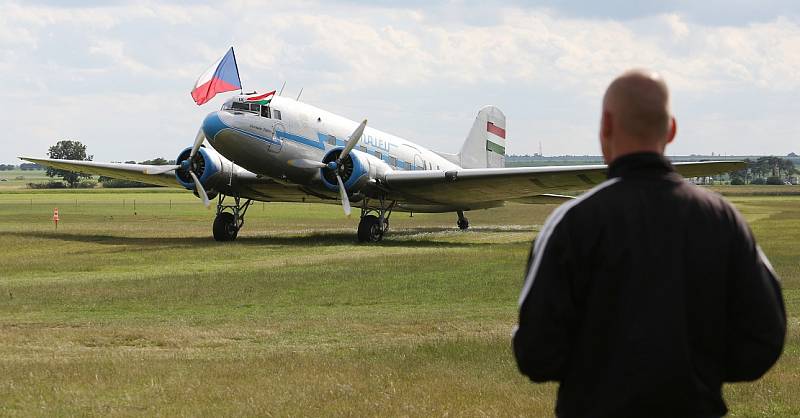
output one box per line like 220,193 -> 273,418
358,145 -> 367,152
273,109 -> 282,120
375,151 -> 382,160
389,156 -> 398,167
327,135 -> 336,145
261,106 -> 271,118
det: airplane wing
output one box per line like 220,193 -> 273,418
19,156 -> 335,204
381,161 -> 745,208
19,157 -> 182,188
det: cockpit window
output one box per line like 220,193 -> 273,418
231,102 -> 249,111
225,99 -> 281,120
229,101 -> 276,119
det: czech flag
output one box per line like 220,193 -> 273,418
191,47 -> 242,105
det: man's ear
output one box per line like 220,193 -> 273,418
600,111 -> 613,164
601,111 -> 613,140
666,116 -> 677,144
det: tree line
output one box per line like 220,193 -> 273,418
36,140 -> 173,188
730,157 -> 798,185
0,163 -> 42,170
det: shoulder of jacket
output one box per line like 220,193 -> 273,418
542,178 -> 623,230
680,180 -> 738,213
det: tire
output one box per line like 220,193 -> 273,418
357,215 -> 383,243
213,212 -> 239,242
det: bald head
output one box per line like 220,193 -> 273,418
599,69 -> 676,163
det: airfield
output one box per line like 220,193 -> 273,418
0,173 -> 798,416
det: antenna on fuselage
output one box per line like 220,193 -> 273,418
278,81 -> 286,96
296,87 -> 303,101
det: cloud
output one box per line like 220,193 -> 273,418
1,1 -> 799,163
524,0 -> 800,26
89,39 -> 151,73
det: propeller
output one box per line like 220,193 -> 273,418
336,173 -> 351,216
189,170 -> 211,208
143,164 -> 179,175
143,129 -> 207,175
287,159 -> 327,169
144,129 -> 211,208
287,119 -> 367,217
339,119 -> 367,163
189,128 -> 206,160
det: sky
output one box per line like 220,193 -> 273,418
1,0 -> 799,164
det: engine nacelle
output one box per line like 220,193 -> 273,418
319,148 -> 391,192
175,146 -> 224,190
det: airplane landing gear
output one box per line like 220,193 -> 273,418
358,198 -> 395,243
213,195 -> 252,242
213,212 -> 239,241
457,210 -> 469,230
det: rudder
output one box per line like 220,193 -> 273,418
459,105 -> 506,168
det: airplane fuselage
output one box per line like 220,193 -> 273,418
201,95 -> 461,199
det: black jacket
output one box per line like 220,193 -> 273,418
513,152 -> 786,418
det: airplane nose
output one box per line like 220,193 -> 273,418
201,111 -> 228,143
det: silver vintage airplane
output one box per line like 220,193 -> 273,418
21,92 -> 743,242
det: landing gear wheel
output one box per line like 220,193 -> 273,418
358,215 -> 384,243
213,212 -> 239,242
456,210 -> 470,230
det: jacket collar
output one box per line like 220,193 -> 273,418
607,152 -> 674,179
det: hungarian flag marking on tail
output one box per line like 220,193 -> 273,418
246,90 -> 276,105
486,121 -> 506,154
191,47 -> 242,105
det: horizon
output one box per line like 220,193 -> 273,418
5,152 -> 798,167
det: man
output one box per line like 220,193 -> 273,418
513,69 -> 786,418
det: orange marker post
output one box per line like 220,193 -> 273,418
53,207 -> 59,230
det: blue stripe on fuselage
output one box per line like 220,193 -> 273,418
204,112 -> 369,151
203,112 -> 279,145
278,130 -> 325,149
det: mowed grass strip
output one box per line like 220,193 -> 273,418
0,189 -> 798,416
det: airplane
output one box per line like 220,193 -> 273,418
21,91 -> 744,243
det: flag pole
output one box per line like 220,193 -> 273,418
230,46 -> 243,94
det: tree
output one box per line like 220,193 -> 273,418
46,140 -> 93,188
19,163 -> 42,170
780,159 -> 796,178
140,157 -> 171,165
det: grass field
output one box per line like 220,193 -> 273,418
0,187 -> 798,416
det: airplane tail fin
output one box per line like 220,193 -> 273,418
458,105 -> 506,168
